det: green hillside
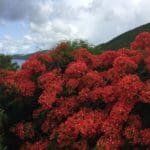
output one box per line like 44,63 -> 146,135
95,23 -> 150,52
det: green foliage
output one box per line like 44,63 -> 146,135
66,39 -> 93,50
0,54 -> 19,70
0,109 -> 8,150
65,39 -> 104,54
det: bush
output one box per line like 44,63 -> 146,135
0,109 -> 7,150
0,32 -> 150,150
0,54 -> 19,70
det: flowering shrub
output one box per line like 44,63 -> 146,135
0,32 -> 150,150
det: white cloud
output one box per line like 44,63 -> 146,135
0,43 -> 3,49
0,0 -> 150,54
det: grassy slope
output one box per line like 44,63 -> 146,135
12,23 -> 150,59
95,23 -> 150,52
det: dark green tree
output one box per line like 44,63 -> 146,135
0,54 -> 19,70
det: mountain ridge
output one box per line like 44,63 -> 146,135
95,22 -> 150,51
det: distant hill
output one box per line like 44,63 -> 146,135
95,23 -> 150,52
12,23 -> 150,59
12,50 -> 48,60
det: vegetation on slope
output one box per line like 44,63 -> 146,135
95,23 -> 150,51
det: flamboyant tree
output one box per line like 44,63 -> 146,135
0,33 -> 150,150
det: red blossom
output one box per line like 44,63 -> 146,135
16,79 -> 36,96
124,126 -> 141,145
38,90 -> 57,109
66,78 -> 79,89
65,61 -> 89,78
72,48 -> 93,67
96,135 -> 124,150
20,140 -> 49,150
115,75 -> 144,101
131,32 -> 150,50
0,69 -> 16,87
22,57 -> 46,74
92,51 -> 118,69
11,122 -> 34,140
11,122 -> 25,140
81,71 -> 104,88
140,128 -> 150,145
113,56 -> 138,74
50,109 -> 106,148
71,140 -> 89,150
100,86 -> 116,103
140,81 -> 150,103
144,55 -> 150,72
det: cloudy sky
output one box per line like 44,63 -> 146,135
0,0 -> 150,54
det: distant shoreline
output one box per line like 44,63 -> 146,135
12,58 -> 25,66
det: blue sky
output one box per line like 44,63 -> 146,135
0,0 -> 150,54
0,22 -> 28,38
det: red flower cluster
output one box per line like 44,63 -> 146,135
38,70 -> 63,109
131,32 -> 150,50
20,140 -> 49,150
11,122 -> 34,140
50,108 -> 106,148
0,32 -> 150,150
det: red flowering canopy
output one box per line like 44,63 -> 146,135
0,33 -> 150,150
